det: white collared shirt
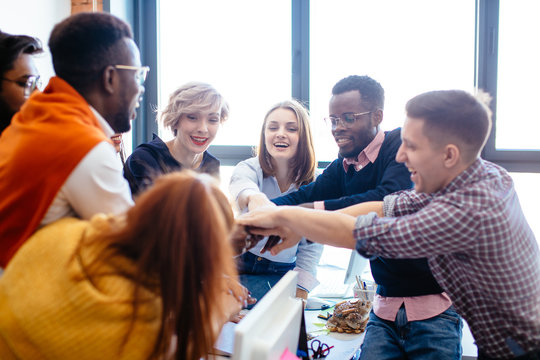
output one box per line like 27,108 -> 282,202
40,107 -> 133,226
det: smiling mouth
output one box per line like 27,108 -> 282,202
191,136 -> 208,146
274,142 -> 289,148
335,138 -> 351,146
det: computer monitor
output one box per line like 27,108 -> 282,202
232,271 -> 303,360
344,249 -> 369,285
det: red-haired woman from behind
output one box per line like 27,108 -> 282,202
0,171 -> 245,359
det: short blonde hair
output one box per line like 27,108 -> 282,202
160,82 -> 229,131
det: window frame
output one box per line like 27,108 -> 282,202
477,0 -> 540,172
122,0 -> 539,172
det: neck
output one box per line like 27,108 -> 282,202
84,91 -> 107,119
441,158 -> 476,191
167,138 -> 203,169
272,157 -> 293,192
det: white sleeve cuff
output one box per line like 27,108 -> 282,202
293,267 -> 320,292
383,194 -> 399,217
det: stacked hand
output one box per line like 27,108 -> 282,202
236,206 -> 302,255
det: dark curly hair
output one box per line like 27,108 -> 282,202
48,12 -> 133,93
332,75 -> 385,111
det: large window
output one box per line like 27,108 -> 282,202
158,0 -> 291,145
128,0 -> 539,245
494,0 -> 540,151
310,0 -> 475,162
478,0 -> 540,172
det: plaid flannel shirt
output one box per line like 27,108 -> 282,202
354,158 -> 540,359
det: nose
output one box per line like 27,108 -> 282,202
198,119 -> 209,133
333,118 -> 347,131
276,126 -> 286,137
395,143 -> 406,163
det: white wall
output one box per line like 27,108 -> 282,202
0,0 -> 71,84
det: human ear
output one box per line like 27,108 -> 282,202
372,109 -> 383,127
443,144 -> 460,168
101,65 -> 117,95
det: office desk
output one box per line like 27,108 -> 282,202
304,308 -> 364,360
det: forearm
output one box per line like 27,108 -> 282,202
338,201 -> 383,217
278,207 -> 357,249
236,189 -> 263,211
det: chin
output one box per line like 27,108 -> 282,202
338,149 -> 356,159
112,113 -> 132,133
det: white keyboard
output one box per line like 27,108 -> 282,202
310,282 -> 352,298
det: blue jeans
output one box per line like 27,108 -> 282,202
237,252 -> 295,305
359,306 -> 463,360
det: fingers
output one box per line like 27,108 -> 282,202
260,235 -> 281,253
269,235 -> 300,256
229,313 -> 244,324
247,295 -> 257,305
229,224 -> 250,255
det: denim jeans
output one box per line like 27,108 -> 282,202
359,306 -> 463,360
237,251 -> 295,305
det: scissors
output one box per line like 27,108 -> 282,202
310,339 -> 334,359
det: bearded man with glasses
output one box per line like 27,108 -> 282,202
0,12 -> 148,268
0,30 -> 43,134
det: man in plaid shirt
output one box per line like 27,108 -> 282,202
238,90 -> 540,359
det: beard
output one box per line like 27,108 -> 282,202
110,110 -> 132,133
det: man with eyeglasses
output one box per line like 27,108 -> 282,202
0,12 -> 148,268
0,30 -> 43,134
269,75 -> 463,359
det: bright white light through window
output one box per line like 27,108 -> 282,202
310,0 -> 475,162
159,0 -> 291,144
496,0 -> 540,150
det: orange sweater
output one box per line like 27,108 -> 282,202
0,77 -> 109,267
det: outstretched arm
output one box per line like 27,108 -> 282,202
337,201 -> 383,217
236,206 -> 357,255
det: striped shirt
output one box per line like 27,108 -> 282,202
354,158 -> 540,359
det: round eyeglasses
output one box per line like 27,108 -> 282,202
1,75 -> 42,97
324,111 -> 372,129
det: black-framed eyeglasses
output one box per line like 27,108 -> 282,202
1,75 -> 42,97
324,111 -> 372,129
114,65 -> 150,86
310,339 -> 334,359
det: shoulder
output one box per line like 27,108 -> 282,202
318,157 -> 343,176
382,128 -> 402,147
201,151 -> 221,175
129,135 -> 168,161
203,150 -> 221,165
376,128 -> 402,158
238,156 -> 260,168
125,136 -> 171,172
5,218 -> 89,271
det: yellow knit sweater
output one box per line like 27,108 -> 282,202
0,216 -> 162,359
